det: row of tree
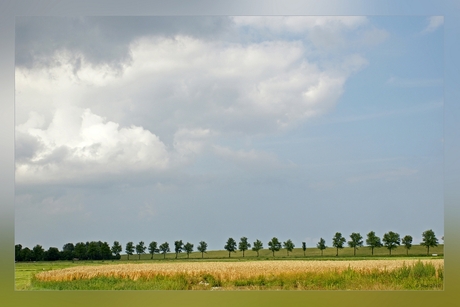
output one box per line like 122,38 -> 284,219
15,229 -> 441,262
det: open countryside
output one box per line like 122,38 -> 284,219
16,241 -> 444,290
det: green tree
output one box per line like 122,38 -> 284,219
332,232 -> 346,256
268,237 -> 281,257
401,235 -> 413,256
148,241 -> 158,259
252,239 -> 263,257
62,243 -> 75,260
135,241 -> 146,260
238,237 -> 251,257
101,242 -> 112,260
421,229 -> 438,255
224,238 -> 237,258
382,231 -> 400,255
159,242 -> 170,259
184,242 -> 194,258
74,242 -> 87,260
111,241 -> 122,260
125,242 -> 135,260
174,240 -> 183,259
20,247 -> 32,262
32,244 -> 45,261
197,241 -> 207,258
317,238 -> 327,256
301,242 -> 307,257
366,231 -> 382,255
283,239 -> 295,256
15,244 -> 23,262
348,232 -> 363,256
87,241 -> 101,260
44,247 -> 60,261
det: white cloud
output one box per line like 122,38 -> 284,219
16,107 -> 170,184
173,128 -> 213,158
15,17 -> 384,184
421,16 -> 444,34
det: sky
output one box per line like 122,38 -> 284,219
14,16 -> 444,252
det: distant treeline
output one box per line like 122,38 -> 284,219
15,229 -> 443,262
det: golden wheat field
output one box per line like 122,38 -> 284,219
35,259 -> 444,282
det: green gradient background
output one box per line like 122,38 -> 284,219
1,1 -> 459,306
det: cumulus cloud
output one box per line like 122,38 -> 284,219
421,16 -> 444,34
15,16 -> 384,184
16,107 -> 170,184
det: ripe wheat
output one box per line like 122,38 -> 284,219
35,259 -> 443,282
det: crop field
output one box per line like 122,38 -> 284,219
16,245 -> 444,290
23,258 -> 443,290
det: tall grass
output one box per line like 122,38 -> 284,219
30,260 -> 443,290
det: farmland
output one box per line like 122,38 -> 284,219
16,244 -> 444,290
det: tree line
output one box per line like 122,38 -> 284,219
15,229 -> 442,262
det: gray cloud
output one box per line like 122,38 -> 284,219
16,16 -> 236,69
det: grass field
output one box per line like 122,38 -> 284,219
16,244 -> 444,291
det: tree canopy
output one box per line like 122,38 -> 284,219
252,239 -> 263,257
238,237 -> 251,257
197,241 -> 207,258
382,231 -> 400,255
366,231 -> 382,255
159,242 -> 170,259
135,241 -> 146,260
174,240 -> 183,259
402,235 -> 413,255
332,232 -> 346,256
421,229 -> 438,255
268,237 -> 281,257
317,238 -> 327,256
348,232 -> 363,256
183,242 -> 194,258
283,239 -> 295,256
224,238 -> 237,258
125,242 -> 134,260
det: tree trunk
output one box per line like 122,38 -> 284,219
243,250 -> 245,257
427,246 -> 430,255
163,253 -> 166,259
371,247 -> 374,255
354,248 -> 356,256
201,252 -> 203,259
257,251 -> 259,257
336,248 -> 338,256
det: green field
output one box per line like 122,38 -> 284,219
16,244 -> 444,290
119,243 -> 445,260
